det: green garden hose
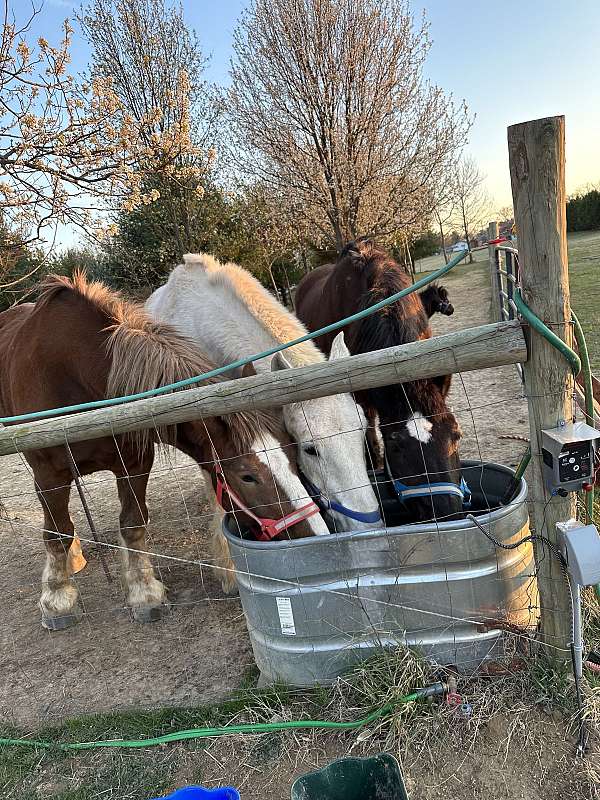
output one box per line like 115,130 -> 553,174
0,251 -> 469,425
513,448 -> 532,483
515,291 -> 599,598
513,289 -> 581,376
0,683 -> 445,752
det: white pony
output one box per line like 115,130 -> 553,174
146,254 -> 381,583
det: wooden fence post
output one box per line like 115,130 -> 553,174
488,221 -> 501,321
508,115 -> 575,657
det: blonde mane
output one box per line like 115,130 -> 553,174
182,254 -> 324,366
38,272 -> 281,453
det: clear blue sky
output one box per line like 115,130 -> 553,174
31,0 -> 600,212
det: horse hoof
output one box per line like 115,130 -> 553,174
132,603 -> 169,623
41,611 -> 80,631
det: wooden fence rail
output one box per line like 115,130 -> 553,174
0,320 -> 526,456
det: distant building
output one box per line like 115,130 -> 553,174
499,219 -> 515,238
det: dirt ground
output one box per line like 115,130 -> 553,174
0,452 -> 256,727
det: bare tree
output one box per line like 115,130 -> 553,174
229,0 -> 471,252
496,205 -> 514,223
78,0 -> 220,257
433,204 -> 452,263
0,2 -> 197,285
452,156 -> 490,263
431,176 -> 456,264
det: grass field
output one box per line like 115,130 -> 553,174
568,230 -> 600,374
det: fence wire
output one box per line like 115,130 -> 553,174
0,253 -> 591,726
0,371 -> 556,727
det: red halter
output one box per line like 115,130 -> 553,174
213,456 -> 321,542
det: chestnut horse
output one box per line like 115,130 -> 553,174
0,273 -> 327,629
295,239 -> 466,523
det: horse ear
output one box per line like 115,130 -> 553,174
241,362 -> 256,379
341,237 -> 374,263
271,351 -> 293,371
329,331 -> 350,361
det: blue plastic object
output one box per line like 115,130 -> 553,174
151,787 -> 240,800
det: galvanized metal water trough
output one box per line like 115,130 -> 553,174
223,461 -> 537,686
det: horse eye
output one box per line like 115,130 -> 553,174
303,445 -> 318,457
241,474 -> 258,484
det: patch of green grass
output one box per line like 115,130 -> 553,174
0,673 -> 334,800
568,230 -> 600,375
414,247 -> 487,274
0,704 -> 213,800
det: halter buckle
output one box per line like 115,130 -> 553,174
214,460 -> 320,541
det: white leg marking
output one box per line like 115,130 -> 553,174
40,551 -> 79,617
119,528 -> 167,610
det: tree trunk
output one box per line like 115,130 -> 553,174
333,220 -> 345,253
301,248 -> 311,274
267,263 -> 280,301
438,221 -> 448,264
461,204 -> 473,264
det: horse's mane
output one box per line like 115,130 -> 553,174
37,272 -> 282,453
337,239 -> 454,425
337,238 -> 430,352
182,253 -> 323,366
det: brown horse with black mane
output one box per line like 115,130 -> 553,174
0,273 -> 326,630
295,238 -> 465,523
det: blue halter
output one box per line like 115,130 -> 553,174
303,479 -> 382,524
385,457 -> 472,508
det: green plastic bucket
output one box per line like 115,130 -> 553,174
291,753 -> 409,800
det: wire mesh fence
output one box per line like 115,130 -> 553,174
0,319 -> 551,729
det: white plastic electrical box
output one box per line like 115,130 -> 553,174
557,520 -> 600,586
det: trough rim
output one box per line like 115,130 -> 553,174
222,459 -> 528,551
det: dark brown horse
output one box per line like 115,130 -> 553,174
295,239 -> 465,523
0,273 -> 326,630
420,283 -> 454,318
